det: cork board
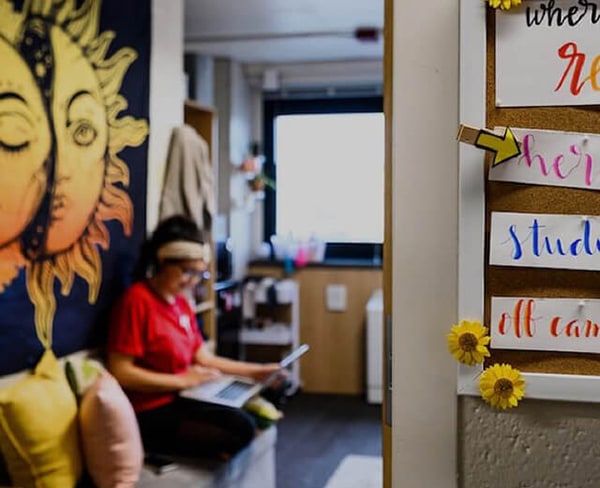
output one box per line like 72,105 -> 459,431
485,8 -> 600,376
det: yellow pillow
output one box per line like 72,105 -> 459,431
0,349 -> 83,488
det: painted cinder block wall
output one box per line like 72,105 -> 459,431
459,396 -> 600,488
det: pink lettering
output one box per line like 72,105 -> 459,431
518,135 -> 594,187
522,134 -> 549,175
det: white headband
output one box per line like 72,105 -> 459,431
157,241 -> 211,263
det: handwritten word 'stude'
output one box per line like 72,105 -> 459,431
508,218 -> 600,260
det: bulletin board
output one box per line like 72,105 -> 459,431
458,1 -> 600,402
485,6 -> 600,376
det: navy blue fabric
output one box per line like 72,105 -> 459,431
0,0 -> 150,374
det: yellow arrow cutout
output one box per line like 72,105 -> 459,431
457,124 -> 521,167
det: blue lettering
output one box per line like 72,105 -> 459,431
544,236 -> 554,255
509,225 -> 523,260
570,238 -> 583,255
530,220 -> 542,257
584,220 -> 593,254
556,239 -> 567,256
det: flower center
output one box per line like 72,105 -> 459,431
494,378 -> 514,398
458,333 -> 478,352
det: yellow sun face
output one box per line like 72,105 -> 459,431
47,25 -> 108,254
0,37 -> 49,246
0,0 -> 148,348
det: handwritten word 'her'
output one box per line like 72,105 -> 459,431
520,134 -> 593,186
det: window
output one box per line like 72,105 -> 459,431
264,97 -> 384,261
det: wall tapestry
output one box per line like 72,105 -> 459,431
0,0 -> 150,374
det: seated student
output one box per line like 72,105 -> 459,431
107,215 -> 281,460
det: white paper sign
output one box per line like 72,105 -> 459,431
490,212 -> 600,270
489,128 -> 600,190
496,0 -> 600,107
491,296 -> 600,353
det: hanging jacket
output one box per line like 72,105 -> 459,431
159,125 -> 215,233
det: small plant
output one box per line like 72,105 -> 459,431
239,141 -> 276,192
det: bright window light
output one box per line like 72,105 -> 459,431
274,112 -> 384,243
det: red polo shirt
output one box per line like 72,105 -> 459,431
107,281 -> 203,412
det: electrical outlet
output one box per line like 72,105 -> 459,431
326,284 -> 347,312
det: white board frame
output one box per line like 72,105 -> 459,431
458,1 -> 600,402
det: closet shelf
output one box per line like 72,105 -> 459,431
239,324 -> 293,345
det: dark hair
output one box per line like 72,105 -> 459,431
133,215 -> 205,281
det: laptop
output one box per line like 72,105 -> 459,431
180,344 -> 310,408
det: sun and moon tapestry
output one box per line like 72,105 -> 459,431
0,0 -> 150,374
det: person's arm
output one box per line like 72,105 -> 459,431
194,345 -> 281,382
108,352 -> 221,393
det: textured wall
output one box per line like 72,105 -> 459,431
147,0 -> 184,232
459,396 -> 600,488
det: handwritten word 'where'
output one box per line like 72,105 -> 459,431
526,0 -> 600,28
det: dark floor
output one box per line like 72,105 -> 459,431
275,393 -> 382,488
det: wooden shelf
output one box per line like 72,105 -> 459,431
184,100 -> 218,342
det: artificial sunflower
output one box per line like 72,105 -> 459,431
447,320 -> 491,366
479,363 -> 525,409
488,0 -> 522,10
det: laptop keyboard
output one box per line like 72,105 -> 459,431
216,381 -> 254,400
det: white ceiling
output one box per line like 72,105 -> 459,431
184,0 -> 384,64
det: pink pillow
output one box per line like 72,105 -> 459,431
79,373 -> 143,488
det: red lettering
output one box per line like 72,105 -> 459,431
496,299 -> 535,338
555,42 -> 586,95
585,320 -> 600,338
498,312 -> 510,335
555,42 -> 600,96
524,299 -> 535,338
514,299 -> 523,338
550,316 -> 562,337
582,53 -> 600,91
566,319 -> 581,338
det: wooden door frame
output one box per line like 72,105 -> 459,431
382,0 -> 393,485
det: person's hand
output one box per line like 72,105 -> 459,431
179,365 -> 221,389
250,363 -> 287,386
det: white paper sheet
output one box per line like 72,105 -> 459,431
496,0 -> 600,107
491,296 -> 600,353
490,212 -> 600,270
489,128 -> 600,190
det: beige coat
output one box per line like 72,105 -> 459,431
159,125 -> 215,233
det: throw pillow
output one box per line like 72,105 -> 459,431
65,356 -> 106,398
79,372 -> 143,488
0,349 -> 83,488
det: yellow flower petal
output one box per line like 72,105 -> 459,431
447,320 -> 490,365
479,363 -> 525,409
488,0 -> 521,10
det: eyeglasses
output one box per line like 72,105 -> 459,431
177,265 -> 210,281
